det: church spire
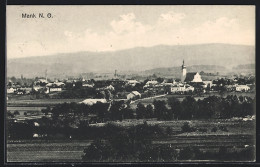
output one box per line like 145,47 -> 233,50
181,59 -> 187,83
182,59 -> 186,69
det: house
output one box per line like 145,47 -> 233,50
185,72 -> 203,83
126,80 -> 139,86
79,99 -> 108,105
170,84 -> 194,94
18,87 -> 32,94
7,87 -> 15,94
235,85 -> 250,92
225,85 -> 235,92
82,80 -> 95,87
32,85 -> 44,92
34,79 -> 48,86
127,91 -> 141,100
49,87 -> 62,92
45,82 -> 64,93
97,85 -> 115,92
170,85 -> 186,93
143,80 -> 159,89
203,81 -> 213,88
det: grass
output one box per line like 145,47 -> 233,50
7,98 -> 85,107
6,118 -> 255,162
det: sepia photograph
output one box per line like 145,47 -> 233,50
6,5 -> 256,163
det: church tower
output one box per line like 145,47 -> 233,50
181,60 -> 186,82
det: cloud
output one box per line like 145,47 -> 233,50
61,14 -> 254,54
110,13 -> 152,34
190,17 -> 254,45
158,11 -> 185,24
9,12 -> 254,58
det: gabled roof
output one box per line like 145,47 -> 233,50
131,91 -> 141,96
185,72 -> 197,82
80,99 -> 107,105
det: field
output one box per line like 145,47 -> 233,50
130,92 -> 255,109
6,92 -> 256,162
7,98 -> 85,107
7,140 -> 92,162
6,119 -> 255,162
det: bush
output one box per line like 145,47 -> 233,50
166,127 -> 172,136
181,122 -> 196,133
198,128 -> 207,133
219,126 -> 228,132
179,147 -> 193,160
211,127 -> 218,132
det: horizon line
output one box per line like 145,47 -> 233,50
7,42 -> 255,60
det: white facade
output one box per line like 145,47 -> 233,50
49,87 -> 62,92
80,99 -> 107,105
191,73 -> 203,82
127,91 -> 141,100
127,80 -> 139,86
144,81 -> 158,88
7,87 -> 15,94
170,85 -> 194,93
235,85 -> 250,92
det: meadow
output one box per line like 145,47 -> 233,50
6,118 -> 255,162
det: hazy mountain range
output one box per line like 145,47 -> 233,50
7,43 -> 255,78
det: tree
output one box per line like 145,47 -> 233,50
41,106 -> 51,116
122,108 -> 134,119
110,101 -> 125,121
104,90 -> 112,100
7,111 -> 14,118
181,96 -> 198,120
136,103 -> 146,119
166,127 -> 172,136
82,140 -> 112,161
145,104 -> 154,118
156,77 -> 164,83
92,102 -> 109,122
13,111 -> 20,116
97,91 -> 106,99
153,100 -> 168,120
168,97 -> 182,120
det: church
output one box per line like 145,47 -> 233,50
181,60 -> 202,83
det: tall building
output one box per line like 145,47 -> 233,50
181,60 -> 186,82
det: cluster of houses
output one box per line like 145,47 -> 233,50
7,60 -> 254,98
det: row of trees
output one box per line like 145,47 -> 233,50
43,95 -> 255,128
134,95 -> 255,120
81,122 -> 255,162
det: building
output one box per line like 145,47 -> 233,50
79,99 -> 108,105
170,84 -> 194,94
235,85 -> 250,92
181,60 -> 187,83
18,87 -> 32,94
127,91 -> 141,100
180,60 -> 202,83
45,82 -> 64,93
82,80 -> 95,87
7,87 -> 15,94
126,80 -> 139,86
203,81 -> 213,88
49,87 -> 62,92
144,80 -> 158,88
185,72 -> 203,83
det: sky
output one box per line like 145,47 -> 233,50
7,5 -> 255,59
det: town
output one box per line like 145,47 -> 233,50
7,60 -> 255,99
6,60 -> 256,162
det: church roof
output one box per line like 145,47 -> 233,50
185,72 -> 197,82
